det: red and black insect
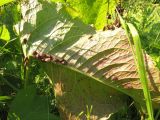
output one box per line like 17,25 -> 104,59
32,51 -> 67,65
107,14 -> 111,19
88,35 -> 93,39
116,4 -> 124,16
22,38 -> 27,44
103,24 -> 115,31
113,2 -> 124,28
114,18 -> 121,28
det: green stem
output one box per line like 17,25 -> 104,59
24,57 -> 29,89
107,0 -> 110,25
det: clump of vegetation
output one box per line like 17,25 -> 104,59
0,0 -> 160,120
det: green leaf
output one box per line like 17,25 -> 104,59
125,2 -> 160,54
0,96 -> 11,101
0,25 -> 10,41
8,85 -> 60,120
51,0 -> 66,2
0,0 -> 14,6
52,0 -> 117,29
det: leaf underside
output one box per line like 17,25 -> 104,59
16,0 -> 160,119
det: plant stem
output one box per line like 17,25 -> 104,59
24,57 -> 29,89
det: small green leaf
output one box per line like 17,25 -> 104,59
0,25 -> 10,42
0,0 -> 14,6
65,6 -> 79,18
9,85 -> 60,120
0,96 -> 11,101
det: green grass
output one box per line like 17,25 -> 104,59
117,10 -> 154,120
127,23 -> 154,120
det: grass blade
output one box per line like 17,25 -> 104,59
127,23 -> 154,120
117,9 -> 154,120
